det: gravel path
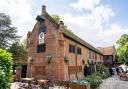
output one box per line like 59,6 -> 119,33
99,76 -> 128,89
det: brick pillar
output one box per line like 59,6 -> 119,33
58,21 -> 65,80
26,57 -> 34,78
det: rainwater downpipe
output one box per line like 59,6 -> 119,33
75,43 -> 78,80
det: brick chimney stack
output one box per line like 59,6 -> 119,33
59,21 -> 65,46
41,5 -> 46,15
59,21 -> 64,33
58,21 -> 65,80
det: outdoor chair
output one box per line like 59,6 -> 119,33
18,81 -> 29,89
57,81 -> 69,89
30,80 -> 40,89
18,78 -> 36,89
35,79 -> 50,89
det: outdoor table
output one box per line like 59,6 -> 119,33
20,78 -> 34,88
37,79 -> 49,88
21,78 -> 34,81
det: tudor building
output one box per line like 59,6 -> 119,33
97,46 -> 117,66
27,5 -> 103,81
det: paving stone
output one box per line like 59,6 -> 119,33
99,76 -> 128,89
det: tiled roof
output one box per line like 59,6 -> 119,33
97,46 -> 115,55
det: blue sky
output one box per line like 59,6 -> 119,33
41,0 -> 128,25
0,0 -> 128,47
102,0 -> 128,26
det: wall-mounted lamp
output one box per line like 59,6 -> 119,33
64,56 -> 69,63
46,55 -> 52,64
87,59 -> 94,65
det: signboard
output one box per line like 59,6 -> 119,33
38,25 -> 46,44
39,32 -> 44,44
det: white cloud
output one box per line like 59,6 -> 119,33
91,5 -> 115,22
70,0 -> 100,11
96,24 -> 128,46
0,0 -> 36,40
61,13 -> 128,47
61,0 -> 128,47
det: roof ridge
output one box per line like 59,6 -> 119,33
45,12 -> 59,28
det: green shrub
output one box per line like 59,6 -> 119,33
96,63 -> 110,79
85,75 -> 102,89
0,48 -> 13,89
9,73 -> 14,83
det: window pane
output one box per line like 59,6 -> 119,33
77,47 -> 81,55
37,44 -> 46,53
69,44 -> 75,53
40,26 -> 46,34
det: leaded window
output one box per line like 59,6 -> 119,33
37,44 -> 46,53
77,47 -> 81,55
69,44 -> 75,53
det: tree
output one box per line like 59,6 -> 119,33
116,34 -> 128,65
51,14 -> 73,32
8,42 -> 27,61
0,48 -> 13,89
51,14 -> 61,23
0,13 -> 20,49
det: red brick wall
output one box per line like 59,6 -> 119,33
27,15 -> 65,81
63,37 -> 103,80
64,38 -> 88,80
27,7 -> 103,81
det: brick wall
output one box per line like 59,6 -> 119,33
63,37 -> 103,80
27,13 -> 65,81
27,5 -> 103,81
64,38 -> 89,80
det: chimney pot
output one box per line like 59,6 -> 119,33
59,21 -> 64,25
41,5 -> 46,15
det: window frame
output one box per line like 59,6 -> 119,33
69,44 -> 75,53
77,47 -> 82,55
